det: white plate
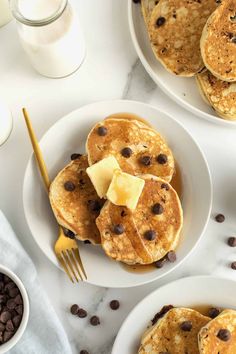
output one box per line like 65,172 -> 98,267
128,1 -> 236,127
23,100 -> 212,288
112,276 -> 236,353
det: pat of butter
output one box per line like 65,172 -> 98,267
106,169 -> 145,210
86,156 -> 120,198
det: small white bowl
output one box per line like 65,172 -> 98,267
0,265 -> 29,354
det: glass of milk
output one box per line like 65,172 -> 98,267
10,0 -> 86,78
0,100 -> 13,146
0,0 -> 13,27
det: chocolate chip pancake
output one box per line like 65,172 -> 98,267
86,118 -> 174,182
141,0 -> 159,26
139,307 -> 210,354
96,175 -> 183,265
199,309 -> 236,354
49,155 -> 103,244
201,0 -> 236,82
196,70 -> 236,120
148,0 -> 218,76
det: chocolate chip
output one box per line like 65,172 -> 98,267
231,262 -> 236,270
14,294 -> 23,305
215,214 -> 225,223
0,311 -> 11,323
139,155 -> 151,166
80,351 -> 89,354
121,147 -> 133,158
121,210 -> 127,217
208,307 -> 220,318
161,183 -> 170,190
152,203 -> 164,215
228,237 -> 236,247
6,320 -> 14,332
0,294 -> 7,304
156,16 -> 166,27
12,315 -> 21,327
70,304 -> 79,315
113,224 -> 125,235
132,0 -> 140,3
63,228 -> 75,239
180,321 -> 192,331
64,181 -> 75,191
84,240 -> 91,245
15,305 -> 23,315
156,154 -> 168,164
232,37 -> 236,44
87,200 -> 101,213
155,258 -> 166,268
90,315 -> 100,326
3,276 -> 11,284
144,230 -> 157,241
71,153 -> 82,160
97,126 -> 107,136
0,323 -> 5,332
7,299 -> 16,310
110,300 -> 120,310
166,251 -> 176,262
3,331 -> 13,343
151,305 -> 174,325
78,309 -> 87,318
5,282 -> 15,292
217,329 -> 231,341
9,287 -> 19,298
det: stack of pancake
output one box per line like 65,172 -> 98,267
141,0 -> 236,120
49,115 -> 183,266
139,306 -> 236,353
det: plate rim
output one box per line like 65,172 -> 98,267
127,0 -> 236,127
23,99 -> 213,288
112,275 -> 236,353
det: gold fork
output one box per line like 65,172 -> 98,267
22,108 -> 87,283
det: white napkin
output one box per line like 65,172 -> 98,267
0,210 -> 72,354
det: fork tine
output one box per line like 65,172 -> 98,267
73,248 -> 87,280
62,250 -> 79,283
57,254 -> 74,283
68,250 -> 83,281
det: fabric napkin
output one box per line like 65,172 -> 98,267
0,210 -> 72,354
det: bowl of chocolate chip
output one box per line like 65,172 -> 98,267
0,265 -> 29,353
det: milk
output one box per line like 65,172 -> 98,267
14,0 -> 85,78
0,0 -> 13,27
0,101 -> 13,146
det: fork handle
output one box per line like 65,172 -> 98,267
22,108 -> 50,192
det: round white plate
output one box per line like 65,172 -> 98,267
128,1 -> 236,127
112,276 -> 236,353
23,100 -> 212,288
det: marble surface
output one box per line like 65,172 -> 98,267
0,0 -> 236,353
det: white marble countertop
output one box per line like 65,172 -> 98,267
0,0 -> 236,353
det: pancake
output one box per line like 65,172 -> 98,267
139,307 -> 210,354
199,309 -> 236,354
141,0 -> 159,26
86,118 -> 174,182
148,0 -> 218,76
196,70 -> 236,120
49,155 -> 103,244
104,112 -> 154,129
96,175 -> 183,265
201,0 -> 236,82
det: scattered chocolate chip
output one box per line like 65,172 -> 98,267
113,224 -> 125,235
132,0 -> 140,3
161,183 -> 169,190
90,315 -> 100,326
208,307 -> 220,319
144,230 -> 157,241
215,214 -> 225,223
0,311 -> 11,323
63,228 -> 75,239
70,153 -> 82,160
87,200 -> 101,213
139,155 -> 151,166
9,288 -> 19,298
217,329 -> 231,341
78,309 -> 87,318
64,181 -> 75,191
6,320 -> 14,332
156,16 -> 166,27
152,203 -> 164,215
80,351 -> 89,354
14,294 -> 23,305
228,237 -> 236,247
15,305 -> 23,316
231,262 -> 236,270
70,304 -> 79,315
231,37 -> 236,44
156,154 -> 168,164
121,147 -> 133,158
166,251 -> 176,262
84,240 -> 91,244
121,210 -> 127,217
154,258 -> 166,269
12,315 -> 21,327
110,300 -> 120,310
97,126 -> 107,136
6,299 -> 16,310
180,321 -> 192,331
151,305 -> 174,325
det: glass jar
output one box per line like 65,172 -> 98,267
0,0 -> 13,27
0,100 -> 13,146
10,0 -> 85,78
